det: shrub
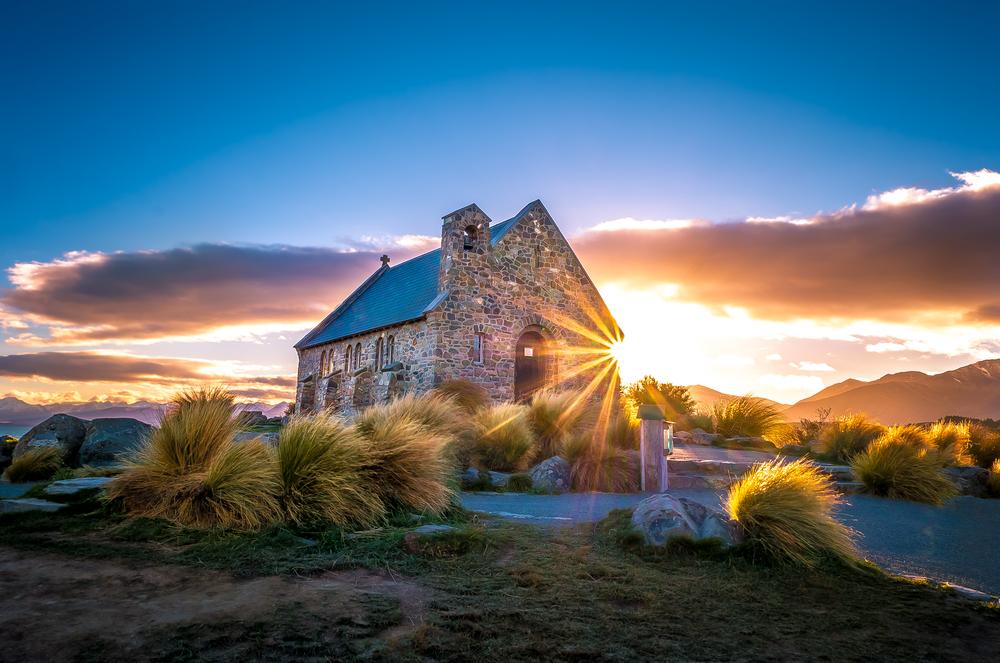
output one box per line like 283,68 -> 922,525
434,379 -> 489,413
765,423 -> 801,448
470,403 -> 537,472
506,473 -> 533,492
569,443 -> 638,492
604,413 -> 639,450
4,447 -> 62,482
354,408 -> 453,514
528,391 -> 589,459
680,412 -> 714,433
622,376 -> 694,420
726,459 -> 857,566
850,430 -> 957,505
968,423 -> 1000,468
276,414 -> 385,527
927,421 -> 973,466
818,414 -> 885,463
988,460 -> 1000,498
107,388 -> 283,529
712,396 -> 785,439
358,392 -> 465,443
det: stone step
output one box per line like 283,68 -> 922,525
0,498 -> 65,514
43,476 -> 115,496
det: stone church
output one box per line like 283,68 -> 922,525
294,200 -> 622,415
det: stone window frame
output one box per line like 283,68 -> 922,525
344,344 -> 352,372
353,342 -> 362,370
472,332 -> 485,365
374,337 -> 384,369
387,335 -> 395,364
320,350 -> 327,376
462,224 -> 478,250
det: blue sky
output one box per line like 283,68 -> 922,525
2,1 -> 1000,404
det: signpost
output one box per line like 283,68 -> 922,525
638,404 -> 668,492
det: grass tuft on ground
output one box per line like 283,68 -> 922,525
527,390 -> 590,459
726,458 -> 858,566
818,413 -> 885,463
851,427 -> 957,504
712,396 -> 785,440
433,379 -> 489,413
4,447 -> 63,482
470,403 -> 537,472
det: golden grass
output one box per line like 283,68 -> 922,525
356,392 -> 466,443
726,459 -> 857,566
927,421 -> 973,466
968,423 -> 1000,468
850,429 -> 957,505
276,414 -> 385,527
818,413 -> 885,462
712,396 -> 784,439
4,447 -> 62,483
569,442 -> 637,492
353,407 -> 454,514
107,388 -> 282,529
470,403 -> 538,472
528,390 -> 590,459
604,413 -> 639,451
434,379 -> 490,413
988,459 -> 1000,498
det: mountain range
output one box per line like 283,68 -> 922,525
0,397 -> 290,427
690,359 -> 1000,425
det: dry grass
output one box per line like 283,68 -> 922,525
527,391 -> 590,459
107,388 -> 283,529
726,459 -> 857,566
276,414 -> 385,527
604,413 -> 639,450
569,442 -> 637,492
434,379 -> 490,413
850,429 -> 958,505
989,459 -> 1000,498
818,413 -> 885,462
712,396 -> 785,439
4,447 -> 62,482
968,423 -> 1000,468
353,407 -> 454,514
927,421 -> 973,466
470,403 -> 537,472
357,392 -> 466,442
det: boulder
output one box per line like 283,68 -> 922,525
0,498 -> 65,514
13,414 -> 87,464
529,456 -> 572,494
79,418 -> 153,467
672,431 -> 692,442
943,466 -> 990,498
265,416 -> 284,425
725,436 -> 778,452
487,471 -> 511,488
44,476 -> 115,496
238,410 -> 268,427
689,428 -> 721,446
234,431 -> 279,446
631,493 -> 741,547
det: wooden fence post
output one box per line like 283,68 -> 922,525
638,404 -> 667,492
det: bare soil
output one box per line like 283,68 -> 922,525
0,546 -> 430,662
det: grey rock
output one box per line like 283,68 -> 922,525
412,524 -> 456,535
265,416 -> 284,425
79,418 -> 153,467
487,471 -> 511,487
672,431 -> 692,442
689,428 -> 721,446
778,443 -> 809,456
234,431 -> 279,446
529,456 -> 572,494
726,436 -> 778,451
461,467 -> 487,489
238,410 -> 268,427
631,493 -> 741,547
43,476 -> 115,496
836,481 -> 866,495
1,498 -> 65,514
818,464 -> 855,482
13,414 -> 87,464
942,582 -> 995,602
943,466 -> 990,497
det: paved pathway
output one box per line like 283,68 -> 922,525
461,490 -> 1000,596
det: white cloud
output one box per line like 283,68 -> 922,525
865,341 -> 908,353
746,215 -> 812,225
712,354 -> 756,368
791,361 -> 836,372
589,217 -> 707,232
863,169 -> 1000,211
765,353 -> 783,361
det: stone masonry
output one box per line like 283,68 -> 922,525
295,200 -> 621,416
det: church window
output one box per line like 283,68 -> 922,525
387,336 -> 395,364
353,343 -> 362,370
375,337 -> 383,368
473,333 -> 484,364
344,345 -> 351,372
463,225 -> 477,250
320,351 -> 326,375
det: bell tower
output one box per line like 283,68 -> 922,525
437,203 -> 492,292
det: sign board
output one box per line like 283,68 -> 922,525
523,347 -> 534,357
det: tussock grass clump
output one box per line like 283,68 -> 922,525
528,391 -> 590,459
506,472 -> 533,492
988,460 -> 1000,498
927,421 -> 972,466
569,442 -> 637,492
712,396 -> 785,440
359,392 -> 465,442
107,388 -> 283,529
277,414 -> 385,527
4,447 -> 62,482
819,414 -> 885,463
726,459 -> 857,566
850,429 -> 957,504
604,413 -> 639,450
470,403 -> 537,472
354,407 -> 453,514
968,423 -> 1000,468
434,379 -> 489,413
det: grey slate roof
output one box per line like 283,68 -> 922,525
297,205 -> 531,349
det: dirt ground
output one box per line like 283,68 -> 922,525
0,546 -> 429,662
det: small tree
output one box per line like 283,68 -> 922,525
622,376 -> 694,420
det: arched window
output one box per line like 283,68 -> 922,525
463,225 -> 477,250
387,335 -> 395,364
375,337 -> 383,369
354,343 -> 361,370
320,350 -> 326,376
344,344 -> 351,372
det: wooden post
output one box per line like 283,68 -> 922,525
638,404 -> 667,492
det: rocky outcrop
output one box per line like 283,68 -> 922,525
631,493 -> 741,547
79,418 -> 153,467
13,414 -> 87,464
529,456 -> 571,494
943,466 -> 990,498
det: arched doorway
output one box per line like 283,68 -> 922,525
515,330 -> 548,402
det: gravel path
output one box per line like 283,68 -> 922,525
460,490 -> 1000,595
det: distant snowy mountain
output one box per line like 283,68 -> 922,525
0,397 -> 290,426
